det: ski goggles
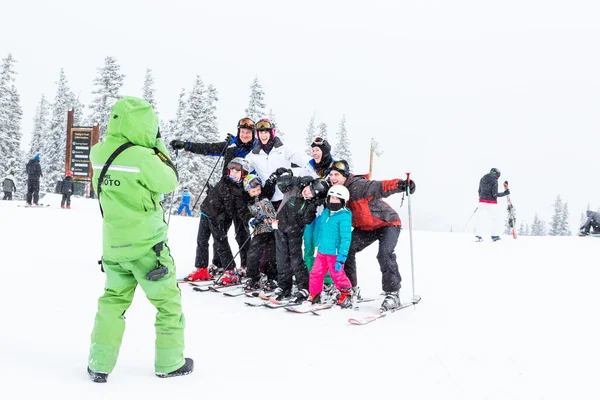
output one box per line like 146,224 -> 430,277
244,176 -> 262,191
256,120 -> 273,131
238,118 -> 255,130
329,161 -> 349,172
227,162 -> 243,172
312,136 -> 326,146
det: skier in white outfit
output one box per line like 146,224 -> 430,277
475,168 -> 509,242
245,118 -> 310,209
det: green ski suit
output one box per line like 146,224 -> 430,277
88,97 -> 185,375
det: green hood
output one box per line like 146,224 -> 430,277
106,97 -> 159,148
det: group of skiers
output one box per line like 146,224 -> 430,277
2,155 -> 75,208
170,116 -> 416,311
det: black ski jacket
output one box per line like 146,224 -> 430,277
478,173 -> 507,203
26,159 -> 43,181
200,175 -> 252,225
61,176 -> 74,195
275,176 -> 319,234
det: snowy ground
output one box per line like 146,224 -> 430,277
0,194 -> 598,399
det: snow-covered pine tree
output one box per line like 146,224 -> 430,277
317,122 -> 328,140
28,94 -> 51,160
42,69 -> 80,192
531,213 -> 547,236
142,68 -> 158,114
0,53 -> 24,185
304,115 -> 316,155
162,88 -> 187,156
87,56 -> 125,139
245,77 -> 266,122
525,224 -> 531,236
334,114 -> 353,169
560,202 -> 571,236
174,76 -> 220,214
268,109 -> 284,139
549,195 -> 563,236
517,221 -> 526,236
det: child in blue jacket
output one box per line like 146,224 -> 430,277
178,187 -> 191,216
308,184 -> 353,307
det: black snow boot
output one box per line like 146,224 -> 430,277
87,367 -> 108,383
156,358 -> 194,378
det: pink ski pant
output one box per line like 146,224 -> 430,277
309,252 -> 352,294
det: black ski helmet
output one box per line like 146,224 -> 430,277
309,178 -> 330,199
490,168 -> 501,178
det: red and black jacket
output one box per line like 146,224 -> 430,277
344,174 -> 402,231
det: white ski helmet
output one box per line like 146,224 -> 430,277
228,157 -> 252,174
327,184 -> 350,203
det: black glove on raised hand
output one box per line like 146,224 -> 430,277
275,167 -> 293,177
225,133 -> 235,143
170,140 -> 187,150
398,179 -> 416,194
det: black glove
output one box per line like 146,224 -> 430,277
504,189 -> 510,195
275,167 -> 293,177
398,179 -> 416,194
170,140 -> 187,150
225,133 -> 235,143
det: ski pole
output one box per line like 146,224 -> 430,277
405,172 -> 419,303
213,233 -> 253,283
462,207 -> 479,231
166,149 -> 179,226
191,139 -> 231,214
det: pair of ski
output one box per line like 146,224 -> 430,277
347,295 -> 421,325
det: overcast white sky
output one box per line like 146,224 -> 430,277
2,0 -> 599,232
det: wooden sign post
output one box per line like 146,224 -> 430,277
65,109 -> 99,197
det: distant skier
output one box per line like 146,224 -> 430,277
2,174 -> 16,200
579,210 -> 600,236
177,187 -> 191,216
475,168 -> 509,242
25,155 -> 43,206
61,171 -> 74,209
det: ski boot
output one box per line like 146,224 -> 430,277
380,291 -> 401,312
336,287 -> 353,309
308,292 -> 321,304
290,289 -> 309,304
491,236 -> 501,242
262,279 -> 278,291
217,269 -> 239,285
87,367 -> 108,383
156,358 -> 194,378
244,277 -> 261,291
273,287 -> 292,302
208,263 -> 224,276
186,267 -> 212,281
351,286 -> 363,302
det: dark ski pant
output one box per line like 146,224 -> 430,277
3,191 -> 12,200
246,232 -> 277,281
61,193 -> 72,207
214,213 -> 250,267
26,179 -> 40,204
195,215 -> 239,271
275,229 -> 309,293
345,225 -> 402,293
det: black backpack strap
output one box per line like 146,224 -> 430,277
152,148 -> 179,180
97,142 -> 134,217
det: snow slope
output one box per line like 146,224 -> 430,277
0,194 -> 598,400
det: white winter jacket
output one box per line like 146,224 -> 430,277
246,137 -> 310,202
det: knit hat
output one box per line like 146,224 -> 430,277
311,137 -> 332,160
34,155 -> 40,161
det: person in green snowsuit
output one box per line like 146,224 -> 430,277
87,97 -> 192,382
